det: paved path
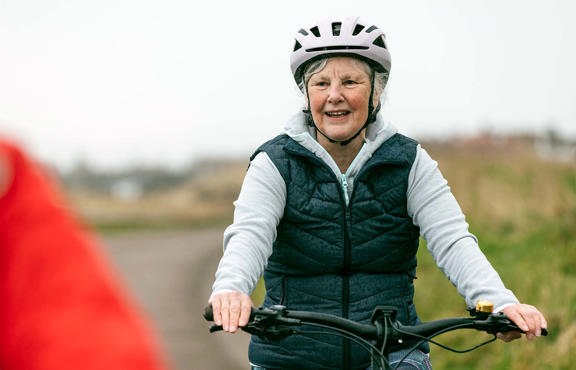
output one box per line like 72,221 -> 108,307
101,228 -> 250,370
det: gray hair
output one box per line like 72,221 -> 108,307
298,57 -> 389,105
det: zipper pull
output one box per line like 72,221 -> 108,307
341,173 -> 349,205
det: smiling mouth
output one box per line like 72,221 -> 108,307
325,111 -> 350,117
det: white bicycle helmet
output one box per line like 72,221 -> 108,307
290,16 -> 391,85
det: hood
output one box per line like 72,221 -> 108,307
283,111 -> 399,159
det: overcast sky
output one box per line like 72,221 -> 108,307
1,0 -> 575,170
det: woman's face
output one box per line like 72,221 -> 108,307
306,57 -> 374,144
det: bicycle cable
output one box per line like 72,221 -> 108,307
292,322 -> 390,369
374,317 -> 389,370
391,322 -> 499,370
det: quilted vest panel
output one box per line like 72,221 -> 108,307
249,134 -> 425,369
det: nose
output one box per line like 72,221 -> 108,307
327,83 -> 344,104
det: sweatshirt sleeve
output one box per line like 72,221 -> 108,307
407,145 -> 519,310
211,152 -> 286,296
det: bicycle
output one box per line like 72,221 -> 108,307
203,301 -> 548,370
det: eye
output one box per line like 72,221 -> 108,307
311,80 -> 329,89
343,79 -> 357,86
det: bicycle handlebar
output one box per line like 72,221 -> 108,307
203,304 -> 548,343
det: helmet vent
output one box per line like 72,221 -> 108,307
293,40 -> 302,52
310,26 -> 321,37
332,22 -> 342,36
307,45 -> 369,52
365,25 -> 378,33
372,35 -> 387,49
352,24 -> 365,36
298,28 -> 308,36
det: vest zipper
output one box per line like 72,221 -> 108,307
341,174 -> 352,370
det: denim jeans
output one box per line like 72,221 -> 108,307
250,348 -> 433,369
387,348 -> 432,369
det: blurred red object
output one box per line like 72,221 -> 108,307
0,138 -> 170,370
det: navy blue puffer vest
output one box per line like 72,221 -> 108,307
249,133 -> 425,370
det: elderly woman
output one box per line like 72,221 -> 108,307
208,16 -> 547,369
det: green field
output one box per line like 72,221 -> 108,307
411,142 -> 575,369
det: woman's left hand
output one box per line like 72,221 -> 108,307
499,304 -> 548,342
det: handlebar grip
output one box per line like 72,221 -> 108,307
203,305 -> 214,322
490,312 -> 549,337
203,305 -> 224,333
203,304 -> 259,322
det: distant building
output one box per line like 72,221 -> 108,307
110,179 -> 144,201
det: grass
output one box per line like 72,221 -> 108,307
412,143 -> 576,369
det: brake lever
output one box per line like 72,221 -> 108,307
242,313 -> 302,341
480,312 -> 548,336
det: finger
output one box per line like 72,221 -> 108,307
540,312 -> 548,332
238,298 -> 252,327
521,306 -> 537,335
228,300 -> 242,333
208,298 -> 222,326
220,301 -> 230,332
521,305 -> 543,337
506,309 -> 529,333
508,304 -> 545,339
529,309 -> 542,337
531,309 -> 548,337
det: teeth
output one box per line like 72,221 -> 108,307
326,111 -> 347,117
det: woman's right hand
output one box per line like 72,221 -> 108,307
208,291 -> 253,333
